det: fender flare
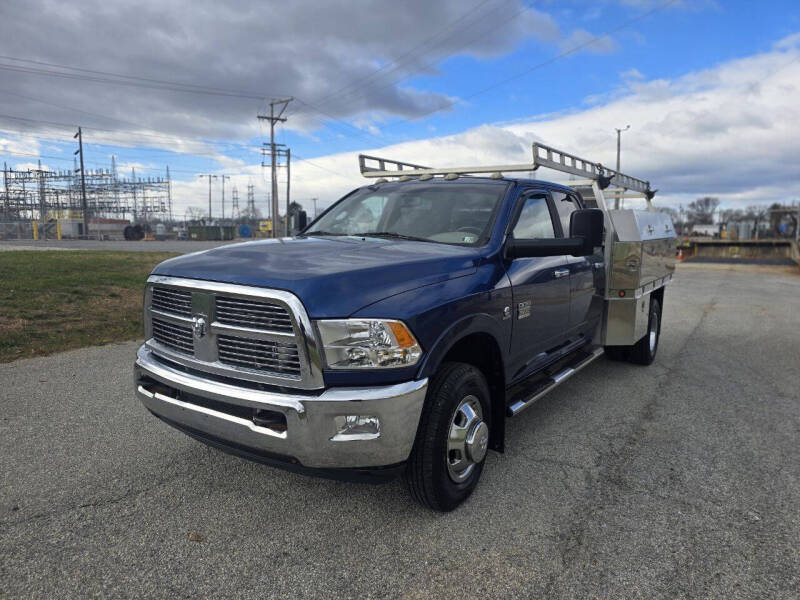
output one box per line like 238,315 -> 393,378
416,313 -> 508,452
416,313 -> 507,380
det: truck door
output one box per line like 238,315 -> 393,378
505,192 -> 571,382
550,190 -> 604,337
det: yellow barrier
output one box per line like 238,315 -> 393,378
57,221 -> 62,241
33,221 -> 39,240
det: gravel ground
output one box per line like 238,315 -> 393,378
1,263 -> 799,599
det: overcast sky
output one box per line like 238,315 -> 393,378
1,0 -> 799,218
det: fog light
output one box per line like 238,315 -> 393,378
331,416 -> 380,441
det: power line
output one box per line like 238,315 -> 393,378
290,153 -> 355,182
289,0 -> 526,144
309,1 -> 528,111
380,0 -> 680,132
0,0 -> 675,152
0,55 -> 289,100
305,0 -> 497,108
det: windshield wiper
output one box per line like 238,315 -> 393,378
352,231 -> 430,242
299,230 -> 347,237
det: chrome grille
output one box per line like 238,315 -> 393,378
151,317 -> 194,355
145,276 -> 323,389
215,296 -> 293,333
151,286 -> 192,316
217,335 -> 301,377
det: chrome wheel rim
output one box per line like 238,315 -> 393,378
649,311 -> 659,353
446,395 -> 488,483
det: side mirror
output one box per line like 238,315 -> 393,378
569,208 -> 604,251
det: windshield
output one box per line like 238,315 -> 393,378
304,182 -> 507,246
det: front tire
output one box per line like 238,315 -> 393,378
405,362 -> 491,512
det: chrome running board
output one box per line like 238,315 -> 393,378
508,347 -> 604,416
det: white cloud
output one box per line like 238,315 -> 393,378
176,33 -> 800,217
0,0 -> 615,143
0,134 -> 41,164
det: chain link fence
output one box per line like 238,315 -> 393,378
0,222 -> 35,240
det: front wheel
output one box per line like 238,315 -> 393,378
405,362 -> 491,511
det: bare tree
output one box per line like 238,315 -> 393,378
185,207 -> 206,223
744,205 -> 768,239
687,196 -> 720,226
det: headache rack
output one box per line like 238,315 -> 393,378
358,142 -> 676,347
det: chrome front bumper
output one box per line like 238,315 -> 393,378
134,345 -> 428,469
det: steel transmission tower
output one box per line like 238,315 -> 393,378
246,183 -> 256,220
231,186 -> 240,221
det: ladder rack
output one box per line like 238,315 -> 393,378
358,143 -> 655,199
532,143 -> 653,197
358,155 -> 536,178
359,154 -> 432,176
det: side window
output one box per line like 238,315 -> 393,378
551,191 -> 579,237
512,196 -> 556,239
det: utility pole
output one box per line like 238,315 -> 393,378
166,166 -> 173,224
311,197 -> 318,219
131,167 -> 137,222
111,155 -> 123,219
285,148 -> 291,236
220,175 -> 230,221
198,174 -> 218,222
74,127 -> 89,236
258,98 -> 293,237
2,162 -> 9,218
37,160 -> 46,238
614,125 -> 630,210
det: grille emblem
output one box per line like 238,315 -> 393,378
192,316 -> 208,339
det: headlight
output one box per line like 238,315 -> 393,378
316,319 -> 422,369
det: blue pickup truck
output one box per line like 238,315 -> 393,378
134,144 -> 676,511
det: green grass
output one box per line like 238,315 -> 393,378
0,251 -> 177,362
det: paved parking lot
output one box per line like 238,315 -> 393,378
1,263 -> 799,599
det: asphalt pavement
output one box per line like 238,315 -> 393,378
1,263 -> 799,599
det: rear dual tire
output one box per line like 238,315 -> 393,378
605,298 -> 662,365
405,362 -> 491,512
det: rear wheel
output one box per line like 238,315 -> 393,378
405,362 -> 491,512
604,297 -> 662,365
629,298 -> 661,365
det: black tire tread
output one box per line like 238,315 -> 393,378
405,362 -> 488,511
629,298 -> 661,365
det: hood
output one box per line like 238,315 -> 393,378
152,236 -> 479,317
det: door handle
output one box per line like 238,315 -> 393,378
554,268 -> 570,279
